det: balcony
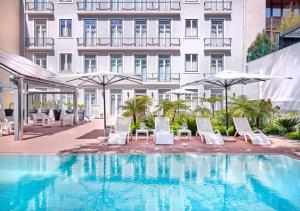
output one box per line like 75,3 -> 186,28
204,1 -> 232,16
143,73 -> 180,83
26,38 -> 54,51
25,2 -> 54,16
76,1 -> 181,16
204,38 -> 231,51
77,38 -> 180,51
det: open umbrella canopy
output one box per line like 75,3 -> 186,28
165,88 -> 196,96
183,70 -> 292,87
182,70 -> 292,135
53,71 -> 142,135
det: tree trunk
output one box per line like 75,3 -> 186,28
212,103 -> 215,117
256,116 -> 260,129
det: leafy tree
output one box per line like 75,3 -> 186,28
171,99 -> 190,121
276,3 -> 300,32
200,97 -> 223,117
121,96 -> 152,126
156,99 -> 173,116
247,32 -> 276,62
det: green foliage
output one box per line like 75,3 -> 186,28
276,3 -> 300,32
41,101 -> 49,109
78,103 -> 85,110
51,99 -> 61,110
66,100 -> 73,110
143,115 -> 155,129
247,32 -> 276,62
156,99 -> 173,116
286,132 -> 300,140
215,126 -> 235,136
183,115 -> 197,135
200,97 -> 223,117
31,101 -> 39,110
262,123 -> 282,135
170,122 -> 181,135
276,116 -> 300,133
8,102 -> 14,109
194,106 -> 211,117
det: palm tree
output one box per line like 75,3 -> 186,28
121,96 -> 152,126
171,99 -> 190,121
200,97 -> 223,117
156,99 -> 173,116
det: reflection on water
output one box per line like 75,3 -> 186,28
0,154 -> 299,210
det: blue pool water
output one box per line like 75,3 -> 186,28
0,154 -> 299,211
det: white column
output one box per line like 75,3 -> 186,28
14,77 -> 24,141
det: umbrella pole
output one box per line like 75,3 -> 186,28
102,85 -> 107,135
225,86 -> 229,136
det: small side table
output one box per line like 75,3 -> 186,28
177,129 -> 191,140
136,129 -> 149,141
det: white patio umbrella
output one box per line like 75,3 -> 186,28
165,88 -> 197,99
182,70 -> 292,134
53,72 -> 142,135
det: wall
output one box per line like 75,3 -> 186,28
246,42 -> 300,111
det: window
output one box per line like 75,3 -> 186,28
134,55 -> 147,81
59,53 -> 72,72
134,89 -> 147,97
34,53 -> 47,68
111,19 -> 123,47
84,54 -> 96,73
210,89 -> 223,110
59,19 -> 72,37
110,89 -> 122,116
185,54 -> 198,72
58,0 -> 73,3
158,55 -> 171,82
158,20 -> 171,47
110,55 -> 122,73
135,20 -> 147,46
185,19 -> 198,37
210,54 -> 224,74
158,89 -> 171,104
185,89 -> 198,110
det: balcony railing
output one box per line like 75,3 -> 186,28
26,38 -> 54,48
204,1 -> 232,12
77,37 -> 180,48
204,38 -> 231,48
144,73 -> 180,82
25,2 -> 54,11
77,1 -> 181,12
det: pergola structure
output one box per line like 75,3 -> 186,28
0,49 -> 76,141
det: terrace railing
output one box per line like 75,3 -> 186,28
204,1 -> 232,12
26,37 -> 54,48
204,38 -> 231,48
25,2 -> 54,11
145,73 -> 180,82
77,37 -> 180,47
76,1 -> 181,11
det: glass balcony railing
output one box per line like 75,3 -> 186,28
77,1 -> 181,12
204,38 -> 231,48
204,1 -> 232,12
26,37 -> 54,48
25,2 -> 54,12
77,37 -> 180,48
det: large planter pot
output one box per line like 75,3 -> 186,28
41,108 -> 50,115
28,109 -> 38,119
53,109 -> 61,121
4,109 -> 14,117
78,109 -> 85,121
65,109 -> 73,114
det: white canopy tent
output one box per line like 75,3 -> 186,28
54,72 -> 142,135
183,70 -> 292,134
165,88 -> 196,99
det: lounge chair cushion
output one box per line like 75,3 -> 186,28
202,132 -> 224,145
108,132 -> 128,145
155,132 -> 174,145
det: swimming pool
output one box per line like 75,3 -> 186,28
0,154 -> 299,210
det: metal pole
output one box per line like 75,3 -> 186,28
13,77 -> 24,141
73,89 -> 78,124
225,85 -> 229,136
102,77 -> 107,135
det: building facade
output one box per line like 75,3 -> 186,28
23,0 -> 265,118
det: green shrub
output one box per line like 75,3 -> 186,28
214,126 -> 235,136
143,115 -> 155,129
262,123 -> 282,135
184,116 -> 197,135
131,121 -> 141,134
170,123 -> 181,135
286,132 -> 300,140
276,116 -> 300,133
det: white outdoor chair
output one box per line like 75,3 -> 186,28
154,117 -> 174,145
0,119 -> 14,136
108,117 -> 132,145
196,118 -> 224,145
61,114 -> 74,126
233,117 -> 271,145
33,113 -> 52,127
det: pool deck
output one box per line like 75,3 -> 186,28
0,119 -> 300,159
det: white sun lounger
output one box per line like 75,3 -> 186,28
154,117 -> 174,145
108,117 -> 132,145
233,117 -> 271,145
196,117 -> 224,145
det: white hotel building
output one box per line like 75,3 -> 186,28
23,0 -> 265,117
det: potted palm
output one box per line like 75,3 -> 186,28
78,103 -> 85,121
65,100 -> 73,114
28,101 -> 38,119
52,99 -> 61,121
41,100 -> 50,115
4,102 -> 14,117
